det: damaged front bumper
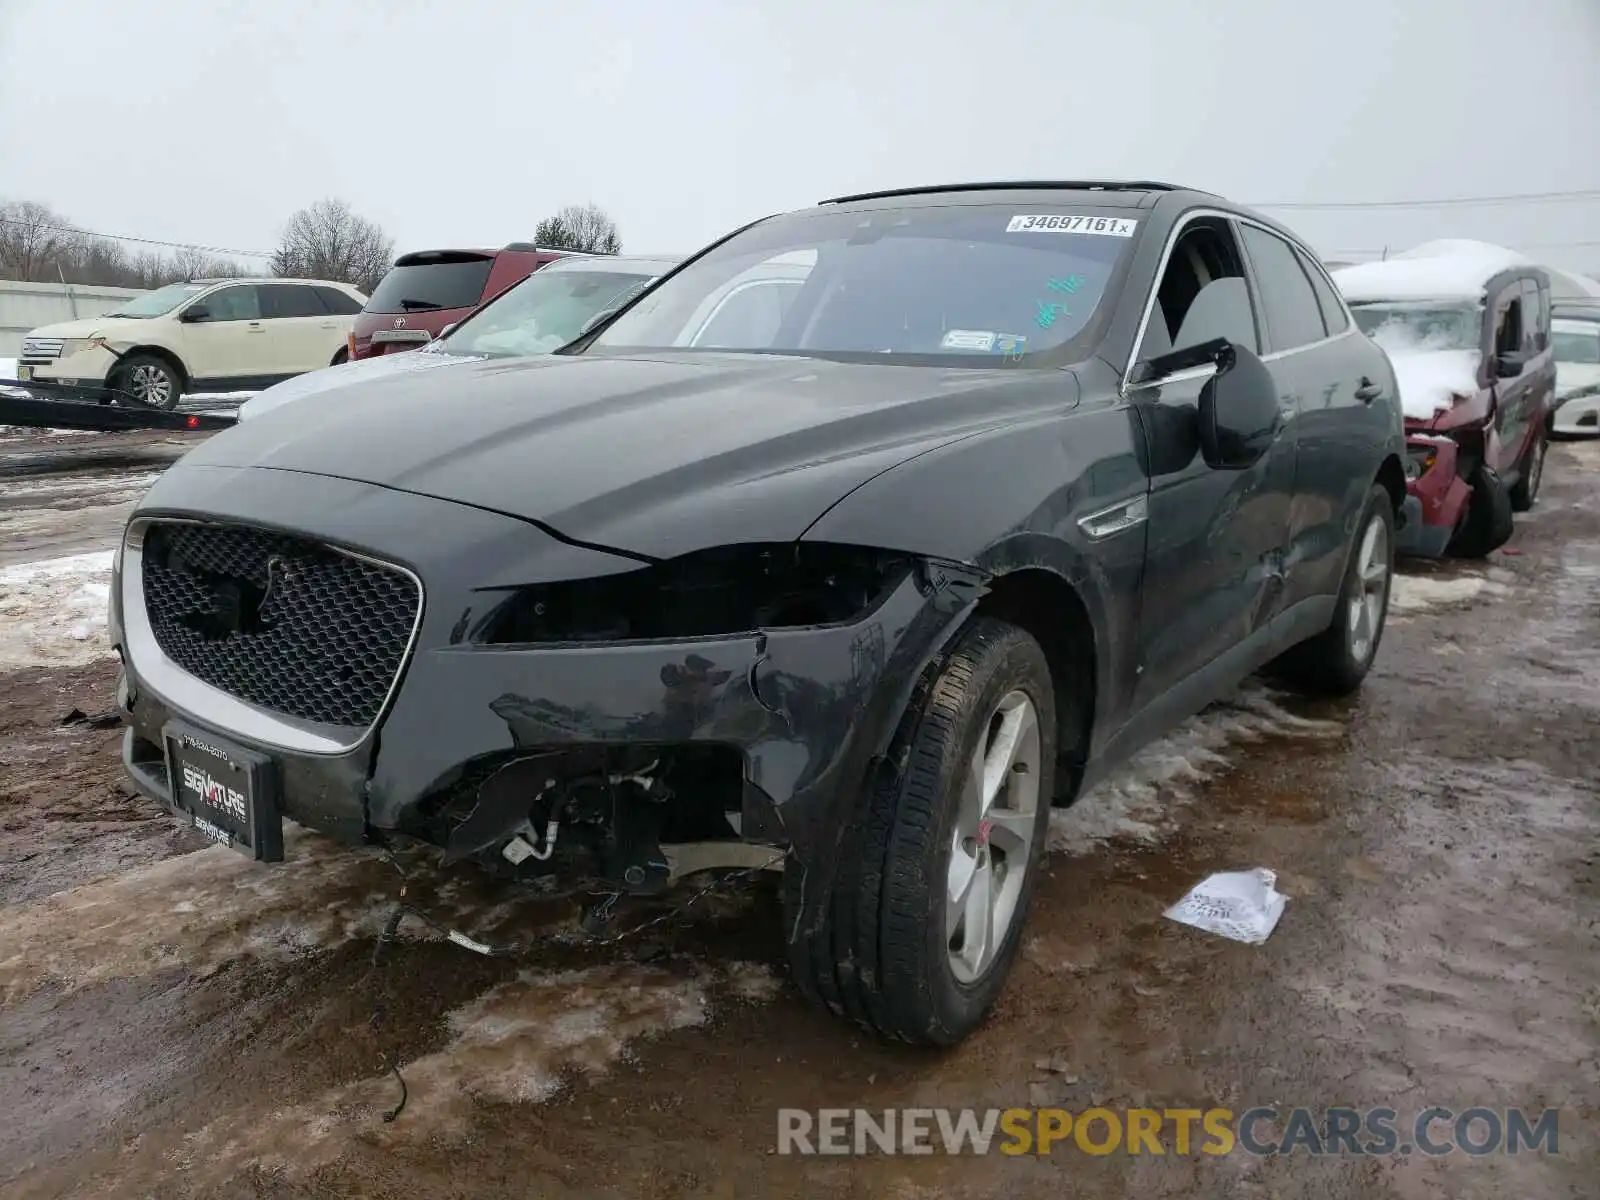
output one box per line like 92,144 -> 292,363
1397,435 -> 1470,559
113,464 -> 985,930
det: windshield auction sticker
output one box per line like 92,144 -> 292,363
1006,215 -> 1138,237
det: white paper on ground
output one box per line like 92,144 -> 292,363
1163,868 -> 1287,945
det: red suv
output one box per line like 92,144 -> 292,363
350,244 -> 591,360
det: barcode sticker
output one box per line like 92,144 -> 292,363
1006,214 -> 1138,237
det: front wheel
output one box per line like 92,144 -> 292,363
1448,463 -> 1514,558
1269,484 -> 1395,697
114,354 -> 183,411
784,618 -> 1057,1045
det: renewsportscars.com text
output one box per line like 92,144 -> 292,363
776,1106 -> 1561,1157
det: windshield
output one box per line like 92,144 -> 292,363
108,282 -> 210,319
1553,327 -> 1600,364
365,257 -> 494,314
441,268 -> 658,358
586,204 -> 1140,365
1350,301 -> 1481,352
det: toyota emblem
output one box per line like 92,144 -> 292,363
393,317 -> 406,328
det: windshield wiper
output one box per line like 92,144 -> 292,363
397,298 -> 443,311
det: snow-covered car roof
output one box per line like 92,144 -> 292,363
1332,239 -> 1537,304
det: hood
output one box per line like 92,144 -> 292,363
178,352 -> 1077,560
25,316 -> 137,340
1385,347 -> 1482,423
1556,362 -> 1600,401
237,347 -> 486,421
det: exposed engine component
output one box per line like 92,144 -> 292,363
438,744 -> 756,900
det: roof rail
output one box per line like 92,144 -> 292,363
819,180 -> 1200,205
502,242 -> 610,255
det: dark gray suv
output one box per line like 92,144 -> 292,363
111,180 -> 1406,1045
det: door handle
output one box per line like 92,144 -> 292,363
1354,378 -> 1381,403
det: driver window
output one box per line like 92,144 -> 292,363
200,285 -> 260,322
690,280 -> 803,348
1494,293 -> 1523,358
1135,218 -> 1259,367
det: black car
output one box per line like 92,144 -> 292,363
111,180 -> 1407,1045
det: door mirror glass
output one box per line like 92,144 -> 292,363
1199,342 -> 1280,469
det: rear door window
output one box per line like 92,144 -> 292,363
260,284 -> 327,319
315,286 -> 363,315
365,256 -> 495,314
1295,248 -> 1350,335
1239,225 -> 1327,351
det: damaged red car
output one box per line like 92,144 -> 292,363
1334,241 -> 1555,558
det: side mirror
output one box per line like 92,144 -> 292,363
1198,342 -> 1280,470
1129,338 -> 1232,387
1495,352 -> 1525,378
179,305 -> 210,323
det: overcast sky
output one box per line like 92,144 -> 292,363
3,0 -> 1597,272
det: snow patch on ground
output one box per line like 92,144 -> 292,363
168,959 -> 778,1180
1390,572 -> 1511,614
0,550 -> 117,668
1048,684 -> 1344,855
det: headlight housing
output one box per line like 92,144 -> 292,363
1404,445 -> 1438,481
475,543 -> 914,645
60,336 -> 109,357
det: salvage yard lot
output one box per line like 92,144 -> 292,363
1,427 -> 1596,1199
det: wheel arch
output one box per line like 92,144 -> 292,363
116,344 -> 191,392
970,565 -> 1097,804
1375,452 -> 1406,515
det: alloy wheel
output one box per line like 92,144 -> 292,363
946,689 -> 1042,984
128,363 -> 172,407
1348,516 -> 1390,665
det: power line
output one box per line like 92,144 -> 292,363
1250,187 -> 1600,211
0,215 -> 273,259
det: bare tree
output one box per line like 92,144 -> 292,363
532,202 -> 622,254
271,198 -> 394,293
0,197 -> 264,288
0,201 -> 78,281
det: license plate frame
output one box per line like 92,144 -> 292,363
163,722 -> 284,861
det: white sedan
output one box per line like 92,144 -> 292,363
1552,316 -> 1600,437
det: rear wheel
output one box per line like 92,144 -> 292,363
114,353 -> 183,411
1270,484 -> 1394,697
784,618 -> 1057,1045
1508,431 -> 1546,512
330,347 -> 349,367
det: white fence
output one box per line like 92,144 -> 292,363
0,280 -> 149,357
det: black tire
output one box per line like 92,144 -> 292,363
1270,484 -> 1395,697
1508,430 -> 1546,512
1447,463 -> 1514,558
331,347 -> 349,366
113,353 -> 184,411
784,618 -> 1057,1046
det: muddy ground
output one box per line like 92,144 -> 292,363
1,431 -> 1596,1198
